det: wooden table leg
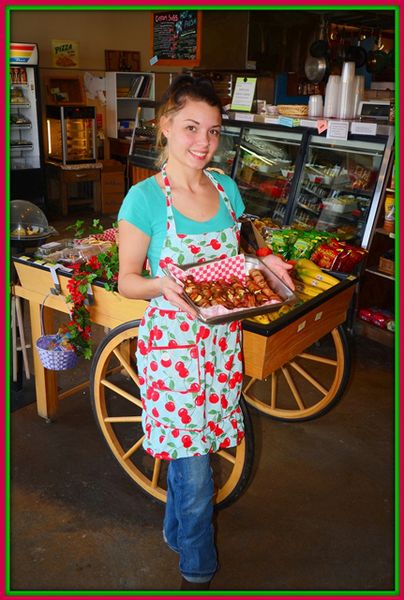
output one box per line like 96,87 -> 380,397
29,301 -> 59,421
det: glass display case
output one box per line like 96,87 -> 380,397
46,105 -> 96,165
10,42 -> 45,203
210,125 -> 240,176
233,127 -> 303,223
128,117 -> 394,250
289,136 -> 387,246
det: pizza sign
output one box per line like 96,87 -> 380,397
51,39 -> 79,68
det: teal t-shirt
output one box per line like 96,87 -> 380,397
118,172 -> 245,275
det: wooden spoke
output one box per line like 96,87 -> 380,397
271,371 -> 277,409
216,449 -> 236,464
281,365 -> 305,410
243,377 -> 256,394
113,347 -> 140,386
290,361 -> 328,395
122,435 -> 145,460
100,378 -> 143,409
298,352 -> 337,366
151,458 -> 162,488
104,416 -> 142,423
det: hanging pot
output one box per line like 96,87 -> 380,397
304,54 -> 329,83
309,18 -> 329,58
345,32 -> 367,69
366,31 -> 388,74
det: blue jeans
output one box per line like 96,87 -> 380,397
163,454 -> 218,583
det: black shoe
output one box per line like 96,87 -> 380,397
180,577 -> 211,590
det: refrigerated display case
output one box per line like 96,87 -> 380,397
288,135 -> 389,247
233,127 -> 303,224
128,116 -> 394,250
10,42 -> 45,204
46,105 -> 97,165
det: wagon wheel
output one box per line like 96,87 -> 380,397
243,325 -> 350,421
90,321 -> 254,509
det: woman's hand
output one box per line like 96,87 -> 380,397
260,254 -> 295,290
159,276 -> 198,318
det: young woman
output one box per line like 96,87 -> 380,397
118,75 -> 293,589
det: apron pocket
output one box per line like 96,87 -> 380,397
146,345 -> 201,394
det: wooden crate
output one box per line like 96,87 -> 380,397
378,256 -> 394,276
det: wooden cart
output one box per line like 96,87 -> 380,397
13,257 -> 356,508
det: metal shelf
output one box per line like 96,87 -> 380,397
375,227 -> 395,239
296,202 -> 321,216
365,266 -> 394,281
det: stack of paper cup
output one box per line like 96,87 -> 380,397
308,94 -> 324,118
323,75 -> 341,118
338,62 -> 356,119
352,75 -> 365,118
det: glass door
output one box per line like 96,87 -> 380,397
210,124 -> 241,176
234,127 -> 303,225
289,135 -> 386,245
10,66 -> 41,170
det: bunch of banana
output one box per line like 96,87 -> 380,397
292,258 -> 339,299
249,304 -> 293,324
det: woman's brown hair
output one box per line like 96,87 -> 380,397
155,74 -> 222,168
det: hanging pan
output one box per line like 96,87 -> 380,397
304,55 -> 329,83
309,18 -> 329,58
346,32 -> 368,68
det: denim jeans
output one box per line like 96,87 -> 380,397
163,454 -> 218,583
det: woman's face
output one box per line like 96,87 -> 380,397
162,98 -> 222,169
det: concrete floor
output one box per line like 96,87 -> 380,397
10,328 -> 395,593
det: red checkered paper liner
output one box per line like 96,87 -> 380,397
167,254 -> 246,283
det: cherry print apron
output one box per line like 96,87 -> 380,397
136,167 -> 245,460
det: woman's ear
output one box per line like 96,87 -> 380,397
160,115 -> 170,138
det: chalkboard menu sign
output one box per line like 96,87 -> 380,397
151,10 -> 202,66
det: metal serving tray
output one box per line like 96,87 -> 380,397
163,254 -> 297,325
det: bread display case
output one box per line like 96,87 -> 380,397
46,105 -> 97,165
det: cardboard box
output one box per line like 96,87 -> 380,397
100,160 -> 125,214
378,256 -> 394,276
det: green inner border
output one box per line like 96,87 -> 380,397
5,4 -> 400,597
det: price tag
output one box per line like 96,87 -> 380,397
278,116 -> 295,128
326,120 -> 349,140
350,121 -> 377,136
234,112 -> 255,122
317,119 -> 328,134
149,55 -> 158,66
264,117 -> 279,125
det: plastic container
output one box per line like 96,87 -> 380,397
10,200 -> 56,239
308,95 -> 323,118
383,193 -> 395,232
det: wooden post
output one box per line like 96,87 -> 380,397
29,301 -> 59,421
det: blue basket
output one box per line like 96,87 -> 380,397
35,294 -> 78,371
36,335 -> 78,371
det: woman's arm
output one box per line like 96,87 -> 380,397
118,220 -> 196,314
